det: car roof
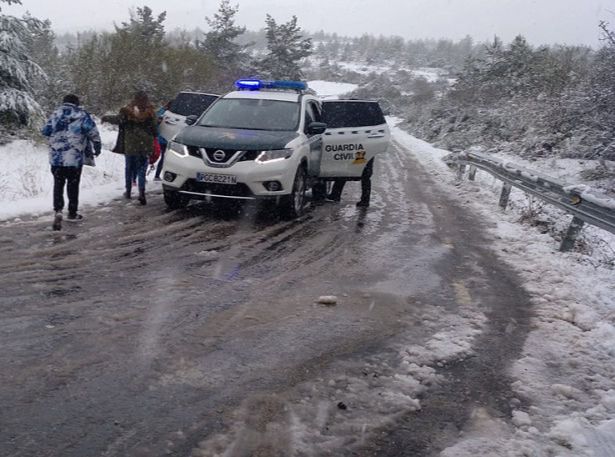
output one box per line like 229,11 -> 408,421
223,90 -> 302,103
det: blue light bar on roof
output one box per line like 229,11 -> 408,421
235,79 -> 262,90
235,79 -> 308,92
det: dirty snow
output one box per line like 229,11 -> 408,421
391,118 -> 615,457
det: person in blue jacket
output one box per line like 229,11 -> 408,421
42,94 -> 101,230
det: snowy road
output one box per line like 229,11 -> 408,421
0,143 -> 534,456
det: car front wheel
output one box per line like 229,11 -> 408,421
280,165 -> 306,219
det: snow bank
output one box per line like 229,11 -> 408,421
307,80 -> 358,99
563,184 -> 615,210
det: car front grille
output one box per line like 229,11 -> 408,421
186,147 -> 259,163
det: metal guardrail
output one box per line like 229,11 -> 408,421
447,151 -> 615,252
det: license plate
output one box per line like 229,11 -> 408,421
196,172 -> 237,185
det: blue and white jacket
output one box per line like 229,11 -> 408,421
42,103 -> 102,167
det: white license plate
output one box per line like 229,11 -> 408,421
196,172 -> 237,185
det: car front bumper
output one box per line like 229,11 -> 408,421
161,149 -> 297,199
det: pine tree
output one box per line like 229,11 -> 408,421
258,15 -> 312,80
198,0 -> 248,75
25,17 -> 67,112
0,0 -> 46,128
115,6 -> 167,94
64,6 -> 215,112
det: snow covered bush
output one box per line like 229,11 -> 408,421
397,30 -> 615,178
0,1 -> 46,132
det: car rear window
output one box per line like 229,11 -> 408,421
169,93 -> 219,117
322,101 -> 386,128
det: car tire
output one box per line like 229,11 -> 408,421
164,189 -> 189,209
281,165 -> 307,219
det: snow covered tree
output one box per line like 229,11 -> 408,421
25,17 -> 68,112
0,0 -> 46,128
64,5 -> 215,112
115,5 -> 167,94
258,15 -> 312,80
198,0 -> 249,75
67,5 -> 174,111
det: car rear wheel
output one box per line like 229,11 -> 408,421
281,165 -> 306,219
164,189 -> 189,209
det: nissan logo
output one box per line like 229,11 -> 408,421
213,150 -> 226,162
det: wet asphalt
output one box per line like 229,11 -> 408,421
0,143 -> 533,457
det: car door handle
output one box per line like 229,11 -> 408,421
367,133 -> 386,138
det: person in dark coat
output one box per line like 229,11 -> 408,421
42,94 -> 101,230
104,91 -> 157,205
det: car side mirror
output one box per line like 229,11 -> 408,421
307,122 -> 327,135
185,115 -> 198,126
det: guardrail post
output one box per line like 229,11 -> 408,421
560,217 -> 585,252
498,183 -> 512,210
456,164 -> 466,181
468,166 -> 477,181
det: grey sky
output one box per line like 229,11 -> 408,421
5,0 -> 614,46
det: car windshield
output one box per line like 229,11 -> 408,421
198,98 -> 300,131
169,93 -> 218,117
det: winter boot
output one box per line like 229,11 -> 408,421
52,211 -> 62,231
138,190 -> 147,206
67,213 -> 84,222
123,190 -> 131,199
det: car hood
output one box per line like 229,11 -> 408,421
175,126 -> 299,150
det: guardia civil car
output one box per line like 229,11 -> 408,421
161,79 -> 390,217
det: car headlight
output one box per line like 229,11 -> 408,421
256,149 -> 293,163
169,141 -> 188,157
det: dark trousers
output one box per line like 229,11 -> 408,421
329,159 -> 374,203
154,142 -> 167,179
125,155 -> 148,193
51,166 -> 82,215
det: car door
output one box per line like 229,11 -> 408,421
320,100 -> 390,178
304,100 -> 324,177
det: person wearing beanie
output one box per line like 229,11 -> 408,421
41,94 -> 102,230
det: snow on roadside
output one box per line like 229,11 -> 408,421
0,122 -> 125,221
308,80 -> 358,99
391,119 -> 615,457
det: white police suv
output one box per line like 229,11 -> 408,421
161,79 -> 389,217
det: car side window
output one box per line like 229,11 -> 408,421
322,101 -> 385,128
